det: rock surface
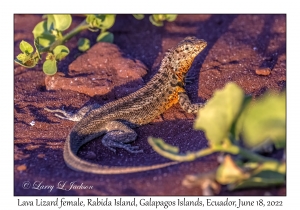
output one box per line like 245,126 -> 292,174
45,42 -> 147,97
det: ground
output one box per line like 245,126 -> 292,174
14,14 -> 286,196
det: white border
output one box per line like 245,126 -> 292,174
4,0 -> 298,208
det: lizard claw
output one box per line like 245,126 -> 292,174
118,144 -> 143,153
185,75 -> 196,84
107,147 -> 117,153
124,145 -> 143,153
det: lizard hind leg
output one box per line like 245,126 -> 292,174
102,121 -> 142,153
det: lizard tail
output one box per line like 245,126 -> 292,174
63,135 -> 179,174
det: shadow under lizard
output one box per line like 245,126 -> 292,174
45,36 -> 207,174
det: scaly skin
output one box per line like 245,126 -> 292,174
45,37 -> 207,174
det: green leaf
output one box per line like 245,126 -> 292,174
233,95 -> 252,140
86,15 -> 95,24
194,83 -> 244,145
32,21 -> 56,48
14,58 -> 24,66
149,15 -> 163,27
19,40 -> 34,54
216,155 -> 250,185
86,14 -> 115,30
165,14 -> 177,22
229,172 -> 285,190
46,15 -> 55,31
14,56 -> 37,68
33,38 -> 42,60
86,15 -> 99,26
43,59 -> 57,75
100,14 -> 116,29
149,14 -> 177,26
216,156 -> 285,190
53,45 -> 69,61
36,35 -> 56,49
77,38 -> 90,52
153,14 -> 165,22
47,14 -> 72,31
228,161 -> 286,190
133,14 -> 145,20
15,48 -> 37,68
16,53 -> 28,62
236,92 -> 286,149
97,31 -> 114,43
32,21 -> 52,37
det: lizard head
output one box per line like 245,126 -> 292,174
167,36 -> 207,81
177,36 -> 207,57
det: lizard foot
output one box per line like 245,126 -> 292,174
102,130 -> 143,153
44,104 -> 100,122
102,121 -> 143,153
44,107 -> 79,121
184,75 -> 196,85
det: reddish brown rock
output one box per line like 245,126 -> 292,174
37,153 -> 46,158
255,68 -> 271,76
16,164 -> 27,171
45,42 -> 148,97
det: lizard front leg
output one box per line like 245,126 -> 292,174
178,91 -> 205,114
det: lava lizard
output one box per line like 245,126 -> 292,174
45,36 -> 207,174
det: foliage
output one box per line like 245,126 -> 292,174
133,14 -> 177,26
15,14 -> 117,75
15,14 -> 178,75
77,38 -> 90,52
148,82 -> 286,195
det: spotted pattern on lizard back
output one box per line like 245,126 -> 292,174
45,36 -> 207,174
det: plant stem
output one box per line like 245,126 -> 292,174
42,20 -> 90,52
61,21 -> 90,44
211,143 -> 276,163
149,137 -> 277,163
236,146 -> 277,162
